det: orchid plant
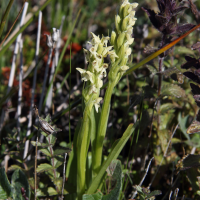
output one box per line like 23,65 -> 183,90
67,0 -> 139,199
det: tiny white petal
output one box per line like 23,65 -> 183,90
93,97 -> 102,113
91,32 -> 101,44
76,68 -> 86,74
120,65 -> 129,71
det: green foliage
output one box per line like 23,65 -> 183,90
134,185 -> 162,200
11,169 -> 30,200
0,168 -> 30,200
83,160 -> 122,200
0,168 -> 12,199
161,84 -> 186,98
2,0 -> 200,199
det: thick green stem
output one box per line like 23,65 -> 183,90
77,99 -> 94,199
93,81 -> 115,173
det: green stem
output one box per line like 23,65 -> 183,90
0,0 -> 14,39
77,99 -> 94,199
47,136 -> 59,193
93,81 -> 115,173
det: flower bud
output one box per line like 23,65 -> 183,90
117,32 -> 126,49
125,47 -> 132,56
97,43 -> 104,54
115,15 -> 121,32
117,44 -> 126,58
120,65 -> 129,71
121,16 -> 129,31
122,4 -> 131,18
110,31 -> 116,46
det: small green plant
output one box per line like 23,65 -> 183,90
71,0 -> 139,199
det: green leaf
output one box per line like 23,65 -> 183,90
176,154 -> 200,171
102,160 -> 122,200
87,123 -> 135,194
52,177 -> 63,191
37,163 -> 54,173
8,165 -> 24,171
161,84 -> 186,98
31,141 -> 53,148
178,113 -> 190,140
160,66 -> 181,77
185,134 -> 200,147
0,0 -> 14,37
134,185 -> 162,199
160,103 -> 178,114
45,114 -> 52,123
146,190 -> 162,198
39,148 -> 51,156
48,187 -> 58,196
174,46 -> 195,56
54,157 -> 63,168
83,191 -> 103,200
11,169 -> 30,200
47,134 -> 57,146
36,189 -> 46,197
0,168 -> 12,199
53,147 -> 71,156
146,64 -> 158,74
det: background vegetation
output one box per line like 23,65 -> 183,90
1,0 -> 200,199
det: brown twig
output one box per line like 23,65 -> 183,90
61,153 -> 67,199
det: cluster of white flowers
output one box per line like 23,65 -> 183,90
110,0 -> 138,78
77,0 -> 138,112
76,33 -> 116,112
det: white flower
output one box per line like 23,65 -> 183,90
126,33 -> 134,45
131,3 -> 138,9
91,32 -> 101,44
97,77 -> 103,88
92,60 -> 102,73
93,97 -> 102,112
85,71 -> 94,83
89,46 -> 97,57
88,85 -> 97,95
121,0 -> 129,7
108,50 -> 119,62
76,68 -> 94,83
101,36 -> 110,47
120,65 -> 129,71
102,46 -> 113,57
125,47 -> 132,56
